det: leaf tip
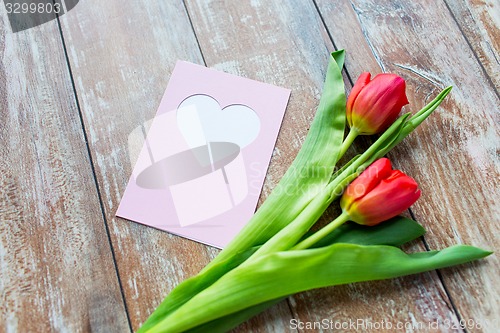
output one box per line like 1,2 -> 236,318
442,86 -> 453,96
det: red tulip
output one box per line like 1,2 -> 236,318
340,158 -> 421,226
346,72 -> 409,135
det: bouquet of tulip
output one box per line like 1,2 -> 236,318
138,51 -> 492,333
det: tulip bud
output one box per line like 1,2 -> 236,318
340,158 -> 421,226
346,72 -> 409,135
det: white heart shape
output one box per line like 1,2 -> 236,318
176,95 -> 260,148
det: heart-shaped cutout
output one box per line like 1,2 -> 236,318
176,95 -> 260,149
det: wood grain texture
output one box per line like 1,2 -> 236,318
3,0 -> 497,332
185,0 -> 467,332
316,0 -> 500,331
56,1 -> 224,331
444,0 -> 500,91
0,9 -> 129,333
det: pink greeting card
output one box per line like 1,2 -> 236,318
116,61 -> 290,248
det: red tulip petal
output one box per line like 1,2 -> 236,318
350,74 -> 409,134
340,158 -> 392,211
346,72 -> 371,127
350,171 -> 420,225
368,75 -> 409,131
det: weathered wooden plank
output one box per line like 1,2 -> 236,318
316,0 -> 499,331
54,0 -> 498,331
56,1 -> 233,331
185,0 -> 465,332
444,0 -> 500,91
0,9 -> 129,333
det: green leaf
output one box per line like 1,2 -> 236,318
207,50 -> 348,266
178,88 -> 455,333
312,216 -> 426,248
185,216 -> 427,333
136,246 -> 258,333
351,113 -> 411,170
138,51 -> 348,332
380,87 -> 452,156
139,62 -> 454,333
184,298 -> 285,333
329,154 -> 361,182
147,244 -> 491,332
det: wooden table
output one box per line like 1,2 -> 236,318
1,1 -> 498,332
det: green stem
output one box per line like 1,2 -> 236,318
292,211 -> 350,250
244,170 -> 359,263
246,188 -> 333,260
380,87 -> 452,155
338,128 -> 359,161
